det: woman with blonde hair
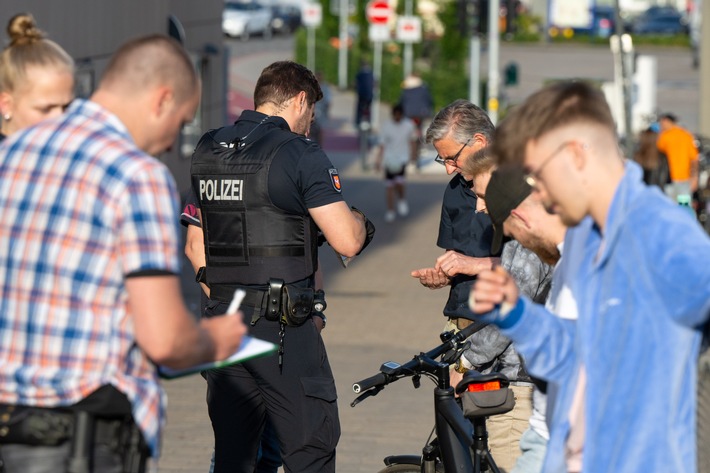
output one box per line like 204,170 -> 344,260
0,13 -> 74,141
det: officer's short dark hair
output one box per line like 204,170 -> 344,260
254,61 -> 323,108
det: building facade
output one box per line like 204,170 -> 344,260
1,0 -> 228,195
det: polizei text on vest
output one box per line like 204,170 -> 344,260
199,179 -> 245,201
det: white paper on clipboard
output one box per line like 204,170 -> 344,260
159,336 -> 277,379
158,289 -> 277,379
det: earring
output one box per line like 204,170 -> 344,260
2,113 -> 10,121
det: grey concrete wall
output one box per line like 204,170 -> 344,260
1,0 -> 227,195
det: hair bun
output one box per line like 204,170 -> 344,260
7,13 -> 45,47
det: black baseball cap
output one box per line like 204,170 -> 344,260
486,166 -> 532,254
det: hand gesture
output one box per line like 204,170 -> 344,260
469,267 -> 520,315
410,267 -> 450,289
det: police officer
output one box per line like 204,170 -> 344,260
188,61 -> 374,473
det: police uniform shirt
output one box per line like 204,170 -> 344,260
188,110 -> 344,236
437,173 -> 494,320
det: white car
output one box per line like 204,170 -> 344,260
223,1 -> 273,40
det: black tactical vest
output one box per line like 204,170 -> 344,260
190,123 -> 319,287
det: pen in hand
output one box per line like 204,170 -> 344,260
227,289 -> 246,315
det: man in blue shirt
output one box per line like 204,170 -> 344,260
410,99 -> 498,320
411,100 -> 533,469
470,80 -> 710,472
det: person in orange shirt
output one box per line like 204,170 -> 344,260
656,112 -> 699,193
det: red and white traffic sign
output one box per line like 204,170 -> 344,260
366,0 -> 392,25
396,16 -> 422,43
301,3 -> 322,28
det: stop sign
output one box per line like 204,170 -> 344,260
367,0 -> 392,25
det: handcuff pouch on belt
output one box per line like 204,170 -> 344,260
265,278 -> 324,327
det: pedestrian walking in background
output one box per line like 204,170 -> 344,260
657,112 -> 700,196
355,60 -> 374,127
399,73 -> 433,164
634,127 -> 670,189
0,13 -> 74,142
374,103 -> 417,223
310,70 -> 331,146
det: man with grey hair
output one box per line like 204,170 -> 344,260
411,99 -> 498,314
411,100 -> 532,470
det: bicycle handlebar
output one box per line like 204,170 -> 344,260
352,322 -> 480,396
353,372 -> 389,393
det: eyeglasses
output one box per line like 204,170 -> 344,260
524,141 -> 582,188
434,138 -> 471,167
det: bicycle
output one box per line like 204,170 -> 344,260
351,324 -> 516,473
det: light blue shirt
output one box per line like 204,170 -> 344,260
485,161 -> 710,472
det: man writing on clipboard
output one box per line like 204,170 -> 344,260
185,61 -> 375,473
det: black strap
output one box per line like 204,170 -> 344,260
210,285 -> 267,306
208,246 -> 305,258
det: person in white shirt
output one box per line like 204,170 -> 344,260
375,103 -> 417,222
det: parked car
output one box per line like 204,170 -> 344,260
630,6 -> 689,35
269,4 -> 301,35
223,1 -> 273,40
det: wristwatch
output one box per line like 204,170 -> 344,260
195,266 -> 207,284
312,313 -> 327,329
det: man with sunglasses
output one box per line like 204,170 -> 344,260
470,81 -> 710,472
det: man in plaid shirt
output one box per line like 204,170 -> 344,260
0,35 -> 245,472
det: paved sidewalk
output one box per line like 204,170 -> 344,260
157,52 -> 453,473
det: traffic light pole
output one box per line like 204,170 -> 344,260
403,0 -> 413,80
469,35 -> 481,106
338,0 -> 348,89
700,3 -> 710,138
487,0 -> 500,125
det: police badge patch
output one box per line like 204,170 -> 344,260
329,169 -> 342,192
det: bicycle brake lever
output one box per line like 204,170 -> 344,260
350,385 -> 383,408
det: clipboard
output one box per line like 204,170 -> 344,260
159,335 -> 277,379
159,289 -> 277,379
